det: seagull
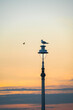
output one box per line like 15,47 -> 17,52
41,40 -> 49,44
23,42 -> 25,45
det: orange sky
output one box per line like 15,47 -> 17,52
0,0 -> 73,88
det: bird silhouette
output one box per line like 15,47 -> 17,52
41,40 -> 49,44
23,42 -> 25,45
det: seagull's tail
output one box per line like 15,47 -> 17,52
46,42 -> 49,44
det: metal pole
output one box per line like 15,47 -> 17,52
41,54 -> 45,110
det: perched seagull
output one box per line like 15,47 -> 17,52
41,40 -> 49,44
23,42 -> 25,45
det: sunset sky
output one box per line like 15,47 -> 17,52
0,0 -> 73,109
0,0 -> 73,88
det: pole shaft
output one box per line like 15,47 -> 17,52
41,77 -> 45,110
41,54 -> 45,110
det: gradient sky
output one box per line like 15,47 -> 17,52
0,0 -> 73,88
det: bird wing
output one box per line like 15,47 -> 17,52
23,42 -> 25,45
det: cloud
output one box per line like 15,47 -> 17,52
0,93 -> 73,105
69,79 -> 73,81
0,108 -> 29,110
0,88 -> 40,91
46,106 -> 55,109
58,85 -> 73,88
0,88 -> 73,91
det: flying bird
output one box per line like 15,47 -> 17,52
41,40 -> 49,44
23,42 -> 25,45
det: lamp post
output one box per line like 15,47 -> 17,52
38,44 -> 48,110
